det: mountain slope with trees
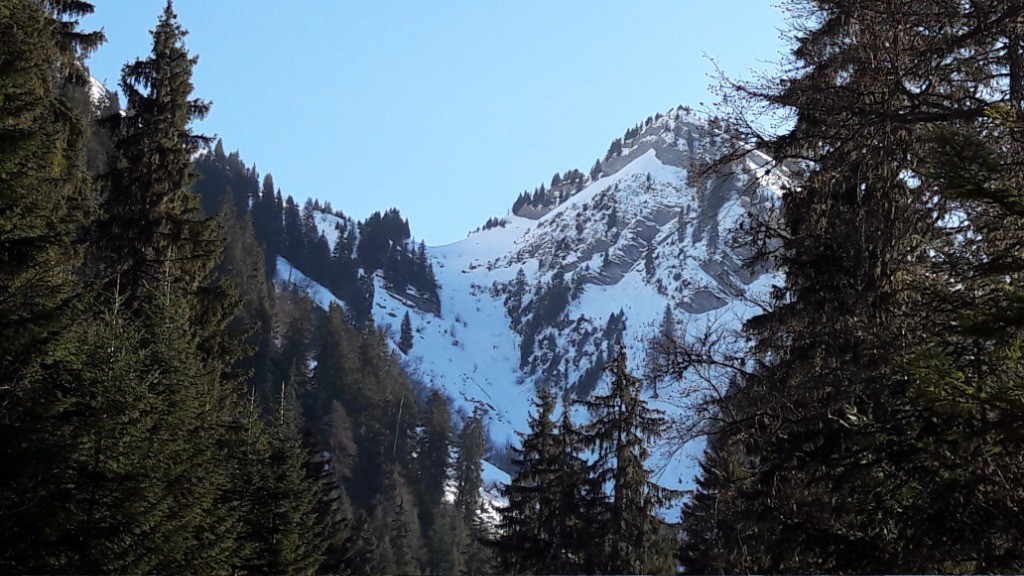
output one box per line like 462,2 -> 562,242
6,1 -> 1024,574
0,3 -> 490,574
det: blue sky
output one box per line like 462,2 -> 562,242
85,2 -> 788,245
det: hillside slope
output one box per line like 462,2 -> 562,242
362,107 -> 784,495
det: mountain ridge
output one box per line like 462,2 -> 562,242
269,105 -> 785,498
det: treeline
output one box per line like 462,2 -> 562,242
657,1 -> 1024,574
511,169 -> 587,217
196,143 -> 440,323
509,107 -> 685,219
0,2 -> 482,574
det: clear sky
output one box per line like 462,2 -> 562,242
84,2 -> 788,246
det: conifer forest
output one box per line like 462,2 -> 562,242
4,1 -> 1024,574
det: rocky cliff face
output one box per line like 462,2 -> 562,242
366,108 -> 784,485
269,106 -> 785,497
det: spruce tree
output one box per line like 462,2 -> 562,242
91,4 -> 246,571
4,299 -> 164,574
0,1 -> 98,569
455,409 -> 486,524
227,388 -> 275,574
678,2 -> 1024,572
492,387 -> 598,574
367,466 -> 425,575
454,410 -> 494,574
417,389 -> 451,530
644,241 -> 656,280
904,104 -> 1024,570
492,387 -> 560,574
0,0 -> 92,415
99,1 -> 214,312
551,396 -> 606,574
253,385 -> 331,576
43,0 -> 104,84
399,310 -> 414,354
580,349 -> 675,575
428,504 -> 470,576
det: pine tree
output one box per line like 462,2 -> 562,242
455,410 -> 486,524
492,387 -> 598,574
399,311 -> 414,354
283,195 -> 305,265
417,390 -> 451,528
679,2 -> 1024,573
325,399 -> 358,485
0,0 -> 92,415
903,103 -> 1024,570
227,388 -> 275,574
367,466 -> 425,575
3,298 -> 165,573
253,172 -> 284,276
428,504 -> 470,576
580,349 -> 675,575
43,0 -> 105,85
646,303 -> 677,399
252,385 -> 331,576
676,376 -> 748,574
142,291 -> 241,573
90,4 -> 248,571
0,1 -> 100,569
551,397 -> 606,574
99,2 -> 213,310
492,387 -> 559,574
644,241 -> 657,280
454,410 -> 494,574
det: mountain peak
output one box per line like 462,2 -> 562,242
366,104 -> 779,443
276,104 -> 782,500
508,106 -> 708,221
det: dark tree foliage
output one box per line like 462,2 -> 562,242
399,311 -> 414,354
0,1 -> 486,573
417,390 -> 451,521
252,173 -> 285,277
495,368 -> 672,575
44,0 -> 105,85
518,270 -> 571,368
357,208 -> 409,272
675,2 -> 1024,573
455,410 -> 486,524
283,195 -> 305,266
428,503 -> 471,576
644,240 -> 657,280
253,386 -> 331,576
512,191 -> 527,213
496,388 -> 605,576
580,350 -> 675,575
492,387 -> 560,574
0,2 -> 111,570
0,0 -> 92,420
99,3 -> 215,306
193,142 -> 258,218
365,465 -> 426,575
260,198 -> 436,322
454,410 -> 496,574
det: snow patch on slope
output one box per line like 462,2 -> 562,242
365,109 -> 783,516
274,256 -> 347,311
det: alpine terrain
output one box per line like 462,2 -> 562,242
278,107 -> 785,494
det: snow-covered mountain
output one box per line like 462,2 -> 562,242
342,106 -> 786,496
